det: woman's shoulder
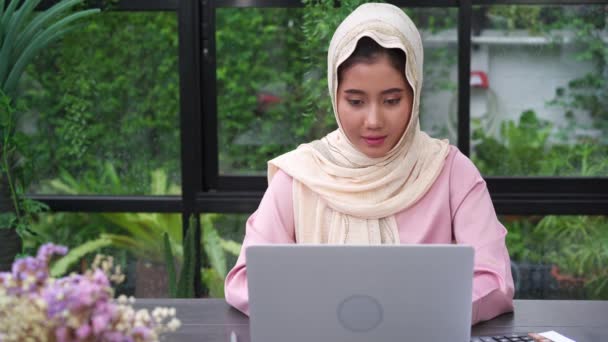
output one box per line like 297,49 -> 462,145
270,168 -> 294,185
444,145 -> 485,190
446,145 -> 482,174
267,168 -> 294,200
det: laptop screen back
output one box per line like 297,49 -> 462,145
247,244 -> 474,342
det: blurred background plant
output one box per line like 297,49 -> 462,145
164,216 -> 196,298
33,163 -> 241,297
5,0 -> 606,300
216,0 -> 457,174
473,110 -> 608,299
200,214 -> 241,298
470,4 -> 607,299
16,10 -> 180,194
0,0 -> 99,271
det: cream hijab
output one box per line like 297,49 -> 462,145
268,2 -> 450,244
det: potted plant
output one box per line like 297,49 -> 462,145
1,90 -> 49,270
535,215 -> 608,299
0,0 -> 99,270
43,165 -> 243,297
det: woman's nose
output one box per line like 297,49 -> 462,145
365,105 -> 383,129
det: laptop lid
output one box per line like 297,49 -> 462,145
247,244 -> 474,342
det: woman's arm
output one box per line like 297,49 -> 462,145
449,151 -> 515,325
224,170 -> 296,315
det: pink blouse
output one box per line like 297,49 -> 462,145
224,146 -> 514,325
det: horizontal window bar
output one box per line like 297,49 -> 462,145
486,178 -> 608,195
28,195 -> 182,213
27,192 -> 607,215
217,175 -> 608,194
214,0 -> 306,7
473,0 -> 608,4
214,0 -> 459,7
36,0 -> 177,11
492,196 -> 608,215
217,176 -> 268,191
196,192 -> 264,213
213,0 -> 607,7
195,192 -> 607,215
113,0 -> 177,11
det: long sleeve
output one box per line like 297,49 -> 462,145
224,170 -> 296,315
449,152 -> 515,325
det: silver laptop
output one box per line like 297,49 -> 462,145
246,244 -> 474,342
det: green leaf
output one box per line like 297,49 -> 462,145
220,238 -> 242,256
202,267 -> 225,298
203,220 -> 227,278
102,233 -> 155,261
150,169 -> 167,195
0,0 -> 21,42
176,215 -> 196,298
163,231 -> 177,297
14,0 -> 86,55
5,9 -> 100,95
0,0 -> 42,80
101,213 -> 159,248
50,236 -> 112,277
47,179 -> 79,195
0,0 -> 5,20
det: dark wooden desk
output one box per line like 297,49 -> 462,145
136,299 -> 608,341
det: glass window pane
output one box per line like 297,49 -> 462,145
22,212 -> 184,298
405,8 -> 459,143
16,12 -> 180,195
200,213 -> 247,298
470,5 -> 608,176
503,215 -> 608,300
217,8 -> 304,176
217,7 -> 457,176
204,212 -> 608,300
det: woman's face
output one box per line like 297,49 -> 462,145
337,54 -> 413,158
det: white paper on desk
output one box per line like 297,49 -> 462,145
539,330 -> 576,342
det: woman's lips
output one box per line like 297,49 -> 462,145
363,136 -> 387,146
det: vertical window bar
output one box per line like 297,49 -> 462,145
457,0 -> 472,155
179,0 -> 204,296
202,0 -> 219,190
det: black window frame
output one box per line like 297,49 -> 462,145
25,0 -> 608,297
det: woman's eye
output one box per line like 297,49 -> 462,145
384,98 -> 401,105
347,99 -> 363,106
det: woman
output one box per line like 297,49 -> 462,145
225,2 -> 514,325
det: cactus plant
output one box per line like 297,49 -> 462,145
164,215 -> 196,298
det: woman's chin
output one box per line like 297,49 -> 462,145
358,146 -> 390,159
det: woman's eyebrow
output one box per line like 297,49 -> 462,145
381,88 -> 404,95
343,88 -> 404,95
344,89 -> 366,94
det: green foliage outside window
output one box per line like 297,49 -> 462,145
9,2 -> 605,299
14,9 -> 182,294
217,1 -> 457,174
472,5 -> 608,299
473,110 -> 608,298
17,11 -> 180,194
216,7 -> 308,174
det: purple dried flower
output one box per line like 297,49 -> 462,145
55,326 -> 69,342
0,272 -> 11,286
76,323 -> 92,339
103,331 -> 132,342
133,326 -> 154,340
92,269 -> 111,287
92,312 -> 111,335
36,243 -> 68,263
1,243 -> 180,341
